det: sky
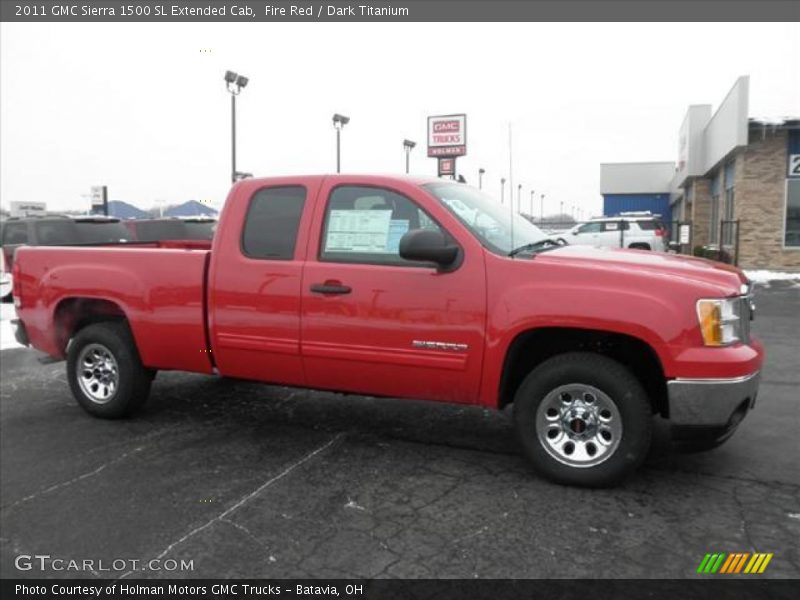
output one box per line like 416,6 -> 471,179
1,22 -> 798,218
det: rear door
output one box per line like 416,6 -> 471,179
299,181 -> 487,404
209,181 -> 320,385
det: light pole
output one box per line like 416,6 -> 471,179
478,168 -> 485,189
332,113 -> 350,173
403,139 -> 416,174
530,190 -> 535,219
540,193 -> 545,221
517,184 -> 522,214
560,201 -> 564,221
500,178 -> 506,204
224,70 -> 249,184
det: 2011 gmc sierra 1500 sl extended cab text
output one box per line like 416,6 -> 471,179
11,175 -> 764,487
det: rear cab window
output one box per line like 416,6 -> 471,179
75,221 -> 130,243
136,220 -> 187,241
241,186 -> 306,260
34,220 -> 81,245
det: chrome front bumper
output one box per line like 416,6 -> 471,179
667,371 -> 760,428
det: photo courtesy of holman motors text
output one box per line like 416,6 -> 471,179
0,1 -> 799,599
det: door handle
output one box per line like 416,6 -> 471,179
310,282 -> 352,295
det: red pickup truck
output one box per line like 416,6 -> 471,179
11,175 -> 763,487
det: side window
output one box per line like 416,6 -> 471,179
242,186 -> 306,260
3,223 -> 29,245
320,186 -> 443,266
602,221 -> 628,232
577,222 -> 602,234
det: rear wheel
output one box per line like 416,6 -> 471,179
628,243 -> 651,251
67,322 -> 153,419
513,352 -> 652,487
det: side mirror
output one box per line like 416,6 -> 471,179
399,229 -> 459,268
572,231 -> 578,235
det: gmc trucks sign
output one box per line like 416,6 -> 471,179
427,114 -> 467,157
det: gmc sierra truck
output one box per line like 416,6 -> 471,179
11,175 -> 763,487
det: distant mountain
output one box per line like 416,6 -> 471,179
107,201 -> 149,219
163,200 -> 218,217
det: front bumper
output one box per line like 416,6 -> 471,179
668,371 -> 760,441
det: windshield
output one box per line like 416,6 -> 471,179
424,182 -> 547,254
76,221 -> 130,243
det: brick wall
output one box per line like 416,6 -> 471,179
735,129 -> 800,270
690,178 -> 712,249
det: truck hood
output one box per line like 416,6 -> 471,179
535,245 -> 747,295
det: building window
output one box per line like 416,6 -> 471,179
722,160 -> 736,246
709,172 -> 721,245
786,179 -> 800,248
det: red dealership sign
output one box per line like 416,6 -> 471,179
428,114 -> 467,157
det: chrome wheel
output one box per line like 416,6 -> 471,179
535,383 -> 622,468
76,343 -> 119,404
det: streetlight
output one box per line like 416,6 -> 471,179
517,184 -> 522,214
332,113 -> 350,173
402,139 -> 416,174
224,70 -> 249,184
500,178 -> 506,204
540,193 -> 545,221
560,201 -> 564,221
478,168 -> 485,189
530,190 -> 535,219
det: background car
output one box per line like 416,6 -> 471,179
124,217 -> 216,242
0,215 -> 81,269
560,212 -> 668,251
72,215 -> 131,243
0,251 -> 12,302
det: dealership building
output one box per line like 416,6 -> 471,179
600,76 -> 800,269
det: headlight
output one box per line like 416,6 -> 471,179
696,298 -> 743,346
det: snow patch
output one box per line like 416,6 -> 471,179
744,270 -> 800,284
0,303 -> 22,351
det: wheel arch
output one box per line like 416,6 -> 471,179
498,326 -> 668,417
53,297 -> 130,356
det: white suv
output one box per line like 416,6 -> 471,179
560,212 -> 668,252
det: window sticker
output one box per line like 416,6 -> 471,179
386,219 -> 410,253
325,209 -> 393,253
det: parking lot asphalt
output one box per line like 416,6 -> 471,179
1,283 -> 798,580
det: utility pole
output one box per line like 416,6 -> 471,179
224,70 -> 249,184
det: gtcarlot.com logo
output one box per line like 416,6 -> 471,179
15,554 -> 194,573
697,552 -> 773,574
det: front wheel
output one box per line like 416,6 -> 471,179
513,352 -> 652,487
67,322 -> 153,419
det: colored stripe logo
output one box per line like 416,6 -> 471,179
697,552 -> 773,574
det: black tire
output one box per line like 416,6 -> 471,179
513,352 -> 652,487
67,322 -> 153,419
628,243 -> 651,251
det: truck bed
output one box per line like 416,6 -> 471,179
14,245 -> 214,374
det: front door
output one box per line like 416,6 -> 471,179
300,182 -> 487,404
